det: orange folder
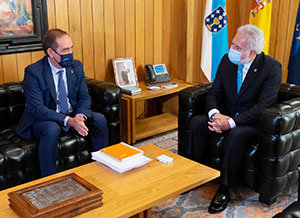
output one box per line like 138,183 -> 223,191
100,143 -> 143,162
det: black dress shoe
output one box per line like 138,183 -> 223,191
208,184 -> 230,214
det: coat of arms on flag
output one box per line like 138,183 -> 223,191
205,6 -> 227,33
251,0 -> 271,17
296,24 -> 300,40
249,0 -> 272,54
201,0 -> 228,82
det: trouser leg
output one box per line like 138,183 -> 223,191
32,121 -> 62,177
189,114 -> 223,159
221,125 -> 258,186
85,112 -> 109,151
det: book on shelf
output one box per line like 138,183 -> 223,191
99,142 -> 143,162
92,142 -> 152,173
121,86 -> 141,95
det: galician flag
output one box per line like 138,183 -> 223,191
201,0 -> 228,82
249,0 -> 272,54
287,1 -> 300,85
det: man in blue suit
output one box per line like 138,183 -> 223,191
189,24 -> 282,213
16,29 -> 109,177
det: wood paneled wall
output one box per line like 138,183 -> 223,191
0,0 -> 298,84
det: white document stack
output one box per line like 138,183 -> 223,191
92,143 -> 152,173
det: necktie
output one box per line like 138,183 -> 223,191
237,64 -> 244,94
57,70 -> 68,114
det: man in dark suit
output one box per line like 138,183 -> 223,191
16,29 -> 109,177
189,24 -> 282,213
121,66 -> 130,85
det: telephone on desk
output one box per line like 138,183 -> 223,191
145,64 -> 171,84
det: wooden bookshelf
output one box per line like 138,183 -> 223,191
121,79 -> 193,144
136,113 -> 177,140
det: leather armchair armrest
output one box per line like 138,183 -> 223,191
85,78 -> 122,145
255,98 -> 300,204
178,82 -> 212,157
259,98 -> 300,156
278,83 -> 300,103
178,82 -> 212,129
258,98 -> 300,178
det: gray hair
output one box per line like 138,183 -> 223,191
237,24 -> 265,54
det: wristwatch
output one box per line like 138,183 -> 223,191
209,112 -> 217,121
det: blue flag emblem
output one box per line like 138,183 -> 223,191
287,1 -> 300,85
205,6 -> 227,33
296,24 -> 300,40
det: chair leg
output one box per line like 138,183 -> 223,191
259,193 -> 277,205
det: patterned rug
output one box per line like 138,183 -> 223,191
135,130 -> 298,218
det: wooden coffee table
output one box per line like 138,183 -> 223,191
0,144 -> 219,218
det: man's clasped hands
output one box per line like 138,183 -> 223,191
208,113 -> 231,133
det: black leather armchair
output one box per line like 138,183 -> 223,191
0,78 -> 121,190
178,82 -> 300,205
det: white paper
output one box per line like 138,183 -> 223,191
92,151 -> 152,173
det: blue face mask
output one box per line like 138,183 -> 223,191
228,48 -> 242,65
54,51 -> 73,68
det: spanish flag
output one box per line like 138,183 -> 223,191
249,0 -> 272,54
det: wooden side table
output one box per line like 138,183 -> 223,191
121,79 -> 193,144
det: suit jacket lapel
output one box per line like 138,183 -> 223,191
228,63 -> 239,99
43,57 -> 56,101
237,53 -> 264,98
66,66 -> 76,105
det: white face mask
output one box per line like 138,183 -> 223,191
228,49 -> 251,65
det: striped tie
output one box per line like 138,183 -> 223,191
57,70 -> 68,114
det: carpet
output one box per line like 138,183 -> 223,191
135,130 -> 298,218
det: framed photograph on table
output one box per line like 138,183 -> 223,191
112,58 -> 138,88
